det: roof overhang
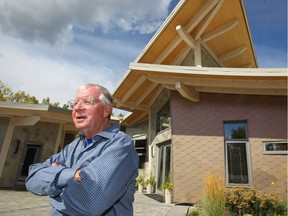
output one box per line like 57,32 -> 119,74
113,63 -> 287,126
112,0 -> 287,126
0,102 -> 77,131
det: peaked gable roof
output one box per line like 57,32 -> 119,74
112,0 -> 287,126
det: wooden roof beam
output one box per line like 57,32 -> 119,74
219,46 -> 247,62
114,98 -> 149,111
147,85 -> 164,107
124,111 -> 149,127
121,75 -> 146,102
170,46 -> 191,65
185,0 -> 220,32
135,82 -> 158,106
154,0 -> 219,64
176,25 -> 196,49
175,82 -> 200,102
194,0 -> 224,40
201,18 -> 239,42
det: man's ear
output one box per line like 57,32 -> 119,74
104,104 -> 112,118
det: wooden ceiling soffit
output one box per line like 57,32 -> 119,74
154,0 -> 220,64
135,82 -> 158,106
175,82 -> 200,102
218,46 -> 247,62
114,98 -> 149,111
121,75 -> 146,103
240,63 -> 253,68
10,116 -> 40,126
170,46 -> 191,65
124,111 -> 149,127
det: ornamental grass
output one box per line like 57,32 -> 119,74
201,173 -> 226,216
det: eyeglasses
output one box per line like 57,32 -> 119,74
67,97 -> 101,109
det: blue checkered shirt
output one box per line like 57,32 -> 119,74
25,124 -> 139,215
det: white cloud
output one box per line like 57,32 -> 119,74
0,0 -> 172,106
0,0 -> 172,44
0,36 -> 119,106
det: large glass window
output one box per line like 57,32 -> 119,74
224,121 -> 251,185
156,101 -> 171,133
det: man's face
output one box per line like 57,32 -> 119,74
72,87 -> 110,137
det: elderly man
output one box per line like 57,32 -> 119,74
26,83 -> 139,216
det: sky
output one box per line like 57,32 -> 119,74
0,0 -> 287,108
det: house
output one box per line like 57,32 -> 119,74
112,0 -> 287,203
0,102 -> 78,189
0,101 -> 122,190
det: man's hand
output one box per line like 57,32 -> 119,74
51,163 -> 60,166
74,169 -> 82,181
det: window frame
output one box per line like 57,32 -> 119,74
156,101 -> 171,134
263,141 -> 288,155
224,121 -> 252,186
225,140 -> 252,186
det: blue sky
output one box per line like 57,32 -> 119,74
0,0 -> 286,107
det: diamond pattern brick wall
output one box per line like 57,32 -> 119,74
171,92 -> 287,203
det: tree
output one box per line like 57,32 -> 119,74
0,81 -> 13,101
0,81 -> 61,108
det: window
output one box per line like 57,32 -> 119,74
134,139 -> 147,169
156,101 -> 171,133
263,141 -> 287,154
224,121 -> 251,185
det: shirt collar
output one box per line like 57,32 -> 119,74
80,124 -> 119,141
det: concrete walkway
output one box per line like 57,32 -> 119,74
0,190 -> 188,215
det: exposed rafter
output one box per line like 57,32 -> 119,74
175,82 -> 200,102
147,85 -> 164,107
194,0 -> 224,40
121,75 -> 146,102
218,46 -> 247,62
176,25 -> 196,49
170,46 -> 191,65
201,18 -> 239,42
135,82 -> 158,106
114,98 -> 149,111
154,0 -> 220,64
125,111 -> 149,127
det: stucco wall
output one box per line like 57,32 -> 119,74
0,122 -> 59,187
181,46 -> 219,67
171,92 -> 287,203
0,117 -> 9,150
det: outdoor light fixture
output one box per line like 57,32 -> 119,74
12,139 -> 20,154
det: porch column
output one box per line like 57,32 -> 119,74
0,116 -> 40,178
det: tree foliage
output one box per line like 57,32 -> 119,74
0,81 -> 62,108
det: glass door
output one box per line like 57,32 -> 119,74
157,141 -> 171,190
